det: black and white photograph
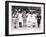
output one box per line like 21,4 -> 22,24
5,1 -> 45,36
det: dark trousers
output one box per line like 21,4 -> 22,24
19,22 -> 22,28
37,19 -> 41,28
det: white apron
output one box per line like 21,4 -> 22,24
31,14 -> 37,27
18,13 -> 23,26
26,14 -> 32,26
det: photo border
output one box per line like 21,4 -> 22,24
5,1 -> 45,36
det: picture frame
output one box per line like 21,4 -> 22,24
5,1 -> 45,36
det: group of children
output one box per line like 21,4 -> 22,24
12,8 -> 41,28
